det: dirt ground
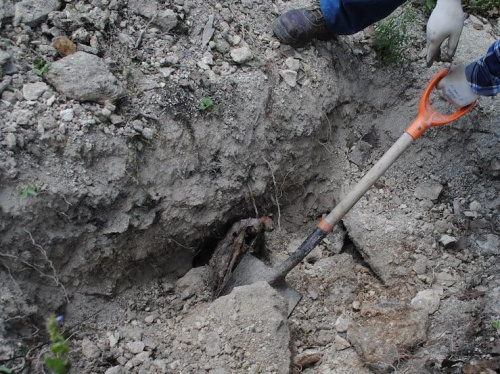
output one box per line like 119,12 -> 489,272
1,0 -> 499,373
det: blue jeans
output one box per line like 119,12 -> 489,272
319,0 -> 406,35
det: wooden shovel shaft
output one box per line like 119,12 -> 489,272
320,132 -> 414,232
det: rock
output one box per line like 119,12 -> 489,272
473,234 -> 500,255
411,289 -> 440,314
202,15 -> 215,45
294,349 -> 322,369
159,67 -> 174,78
126,341 -> 145,354
1,90 -> 17,105
128,0 -> 158,18
352,300 -> 361,310
347,303 -> 429,372
176,266 -> 211,296
14,0 -> 61,27
53,36 -> 77,57
230,47 -> 253,63
45,52 -> 125,103
105,366 -> 125,374
125,351 -> 150,368
144,314 -> 156,324
22,82 -> 49,101
205,331 -> 221,356
5,133 -> 16,150
0,76 -> 12,95
414,182 -> 443,201
0,50 -> 10,66
335,313 -> 351,333
469,200 -> 483,214
348,140 -> 372,166
141,127 -> 155,140
59,109 -> 74,122
81,338 -> 100,359
279,70 -> 297,87
439,234 -> 457,248
106,331 -> 120,348
0,0 -> 15,25
491,157 -> 500,171
182,281 -> 290,372
334,335 -> 351,351
412,254 -> 428,275
154,9 -> 178,32
102,213 -> 130,234
485,286 -> 500,316
285,57 -> 300,71
15,109 -> 33,125
436,272 -> 456,287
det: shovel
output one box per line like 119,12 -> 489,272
220,70 -> 475,316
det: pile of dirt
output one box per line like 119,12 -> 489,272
0,0 -> 499,373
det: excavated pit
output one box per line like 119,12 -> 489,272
1,1 -> 499,372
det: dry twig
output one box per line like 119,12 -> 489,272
263,157 -> 281,229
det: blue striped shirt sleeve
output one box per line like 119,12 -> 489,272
465,41 -> 500,96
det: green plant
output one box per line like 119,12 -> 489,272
20,185 -> 39,198
373,6 -> 416,65
197,97 -> 214,111
0,365 -> 13,374
33,57 -> 50,76
44,316 -> 70,374
423,0 -> 437,16
491,320 -> 500,329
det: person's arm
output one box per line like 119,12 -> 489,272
438,41 -> 500,108
319,0 -> 406,35
465,41 -> 500,96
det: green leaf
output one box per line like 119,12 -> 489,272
197,97 -> 214,110
20,186 -> 38,198
51,341 -> 70,356
0,365 -> 13,374
44,356 -> 70,374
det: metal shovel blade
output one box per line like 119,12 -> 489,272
219,253 -> 302,317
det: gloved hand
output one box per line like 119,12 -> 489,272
437,65 -> 478,108
426,0 -> 464,67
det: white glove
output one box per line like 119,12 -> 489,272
426,0 -> 464,67
437,65 -> 478,108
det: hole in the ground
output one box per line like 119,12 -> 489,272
192,234 -> 220,268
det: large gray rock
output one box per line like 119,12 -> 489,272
14,0 -> 61,27
181,282 -> 290,373
45,52 -> 125,103
344,203 -> 429,283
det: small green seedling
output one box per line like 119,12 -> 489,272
34,57 -> 50,76
423,0 -> 437,16
20,185 -> 39,198
0,365 -> 13,374
491,320 -> 500,329
44,316 -> 70,374
197,97 -> 214,111
373,6 -> 416,65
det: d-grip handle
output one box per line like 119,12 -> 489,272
406,69 -> 476,140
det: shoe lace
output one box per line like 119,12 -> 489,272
305,6 -> 324,22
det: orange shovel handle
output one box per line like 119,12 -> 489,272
406,69 -> 476,140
